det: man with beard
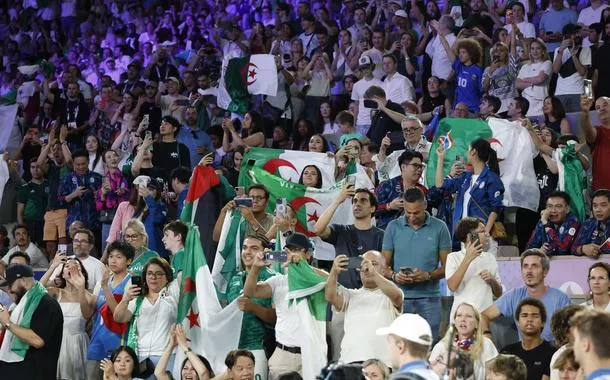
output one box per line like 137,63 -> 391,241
59,81 -> 90,150
145,46 -> 180,83
118,62 -> 145,97
0,264 -> 63,379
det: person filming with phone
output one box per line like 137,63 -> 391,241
325,250 -> 403,366
363,85 -> 406,150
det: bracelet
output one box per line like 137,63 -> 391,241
184,347 -> 192,355
391,272 -> 397,282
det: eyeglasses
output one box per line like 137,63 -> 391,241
402,127 -> 420,133
407,163 -> 424,170
146,271 -> 166,278
125,233 -> 141,240
250,195 -> 267,201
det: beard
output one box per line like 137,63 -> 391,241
12,284 -> 28,304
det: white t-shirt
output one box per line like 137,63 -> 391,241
363,48 -> 385,80
462,174 -> 479,219
2,243 -> 48,269
49,255 -> 105,290
127,280 -> 178,358
425,33 -> 457,80
338,287 -> 402,365
549,344 -> 568,380
504,22 -> 537,39
445,247 -> 502,319
383,72 -> 415,104
429,337 -> 498,379
517,60 -> 553,117
351,77 -> 383,126
553,47 -> 591,96
577,4 -> 609,26
266,275 -> 302,347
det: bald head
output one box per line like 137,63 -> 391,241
363,250 -> 386,266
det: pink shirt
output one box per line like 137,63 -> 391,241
105,201 -> 135,243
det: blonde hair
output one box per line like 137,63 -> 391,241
124,219 -> 149,249
529,38 -> 550,62
440,303 -> 485,360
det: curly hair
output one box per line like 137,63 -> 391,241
454,38 -> 483,66
551,304 -> 585,346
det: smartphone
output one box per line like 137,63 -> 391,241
264,251 -> 288,263
58,244 -> 67,255
470,232 -> 480,246
346,175 -> 356,187
234,197 -> 253,207
143,114 -> 150,122
145,130 -> 152,140
455,155 -> 464,165
68,121 -> 77,129
275,198 -> 287,218
175,98 -> 190,107
363,99 -> 378,109
235,186 -> 245,197
400,266 -> 414,275
584,79 -> 594,101
131,276 -> 143,289
348,256 -> 363,269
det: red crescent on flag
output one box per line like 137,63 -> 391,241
262,159 -> 299,176
487,138 -> 503,147
290,197 -> 321,237
240,62 -> 259,85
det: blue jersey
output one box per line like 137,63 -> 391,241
452,58 -> 483,112
572,217 -> 610,255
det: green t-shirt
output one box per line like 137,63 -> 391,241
339,132 -> 364,147
170,247 -> 184,274
128,250 -> 159,276
17,180 -> 49,221
226,268 -> 276,350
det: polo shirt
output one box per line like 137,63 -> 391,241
383,72 -> 415,105
382,214 -> 452,298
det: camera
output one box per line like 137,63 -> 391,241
317,362 -> 364,380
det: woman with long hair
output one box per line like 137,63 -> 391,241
517,39 -> 553,117
249,22 -> 267,54
394,31 -> 419,85
482,42 -> 519,114
222,111 -> 266,151
299,164 -> 323,188
292,118 -> 315,151
583,262 -> 610,311
318,101 -> 339,141
114,257 -> 177,378
303,51 -> 333,125
418,76 -> 451,122
122,219 -> 159,276
542,96 -> 570,135
533,126 -> 559,213
435,138 -> 504,236
41,256 -> 96,380
308,133 -> 331,153
111,92 -> 137,135
100,346 -> 139,380
222,145 -> 246,188
86,134 -> 105,175
362,359 -> 391,380
429,303 -> 498,379
155,325 -> 215,380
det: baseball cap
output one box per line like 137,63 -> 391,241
375,313 -> 433,346
358,55 -> 373,68
284,232 -> 313,251
0,264 -> 34,287
147,177 -> 165,191
395,10 -> 409,18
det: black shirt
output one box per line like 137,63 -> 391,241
501,340 -> 556,380
152,141 -> 191,172
534,154 -> 558,212
0,294 -> 63,379
324,224 -> 385,289
593,44 -> 610,98
367,100 -> 405,151
138,102 -> 163,136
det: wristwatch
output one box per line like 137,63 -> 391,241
426,272 -> 432,281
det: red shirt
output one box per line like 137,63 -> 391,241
592,126 -> 610,191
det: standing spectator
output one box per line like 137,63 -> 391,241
553,24 -> 591,113
170,167 -> 191,220
177,106 -> 213,170
425,16 -> 457,83
549,304 -> 585,380
0,156 -> 24,242
136,81 -> 163,137
482,249 -> 571,343
59,150 -> 103,234
152,116 -> 191,173
97,150 -> 130,251
85,134 -> 104,175
161,220 -> 187,274
381,54 -> 415,108
418,77 -> 451,123
446,218 -> 503,319
570,309 -> 610,380
121,219 -> 159,276
351,55 -> 383,136
501,298 -> 557,380
592,22 -> 610,98
504,3 -> 536,41
0,224 -> 48,273
578,0 -> 609,29
483,42 -> 519,114
302,51 -> 332,124
538,0 -> 578,54
526,191 -> 581,256
299,15 -> 319,58
365,86 -> 406,149
580,96 -> 610,191
138,178 -> 168,258
60,81 -> 90,151
0,264 -> 64,378
145,47 -> 180,83
572,190 -> 610,256
17,159 -> 48,247
347,7 -> 370,46
517,40 -> 553,117
382,188 -> 452,342
159,77 -> 189,125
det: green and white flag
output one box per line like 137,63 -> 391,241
553,143 -> 587,221
427,117 -> 540,212
217,54 -> 278,114
287,260 -> 328,380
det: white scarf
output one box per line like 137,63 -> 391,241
0,290 -> 29,362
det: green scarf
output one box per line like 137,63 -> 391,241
12,281 -> 47,357
126,295 -> 145,353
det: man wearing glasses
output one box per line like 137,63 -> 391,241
375,150 -> 428,229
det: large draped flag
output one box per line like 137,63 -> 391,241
426,117 -> 540,212
553,144 -> 587,221
217,54 -> 278,114
175,165 -> 243,374
287,260 -> 328,380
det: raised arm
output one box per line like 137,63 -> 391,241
314,184 -> 354,239
580,95 -> 597,145
325,255 -> 347,310
242,255 -> 273,299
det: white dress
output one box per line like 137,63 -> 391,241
57,300 -> 89,380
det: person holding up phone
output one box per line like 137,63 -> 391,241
176,106 -> 213,170
325,251 -> 403,366
445,217 -> 503,321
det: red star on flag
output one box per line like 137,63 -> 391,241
182,277 -> 196,294
187,308 -> 200,328
307,210 -> 319,223
248,69 -> 257,79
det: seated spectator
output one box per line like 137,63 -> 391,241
155,325 -> 215,380
479,95 -> 502,119
446,218 -> 502,319
572,189 -> 610,256
325,251 -> 403,366
581,262 -> 610,311
541,96 -> 570,135
501,298 -> 556,380
506,96 -> 530,122
486,354 -> 528,380
482,249 -> 571,343
551,348 -> 580,380
453,102 -> 472,118
0,224 -> 47,274
549,304 -> 585,380
526,191 -> 581,255
100,346 -> 139,380
223,349 -> 256,380
569,309 -> 610,380
292,119 -> 316,151
362,359 -> 390,380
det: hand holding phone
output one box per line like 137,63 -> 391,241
131,275 -> 143,288
264,251 -> 288,263
348,256 -> 363,269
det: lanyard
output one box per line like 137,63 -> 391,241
155,64 -> 168,81
67,101 -> 80,122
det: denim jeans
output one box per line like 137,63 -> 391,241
403,297 -> 442,343
555,94 -> 581,113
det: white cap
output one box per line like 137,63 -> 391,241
394,10 -> 409,18
358,55 -> 373,67
376,313 -> 433,346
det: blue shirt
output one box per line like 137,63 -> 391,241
452,58 -> 483,112
397,360 -> 439,379
526,213 -> 581,255
572,217 -> 610,255
495,286 -> 571,342
539,8 -> 578,52
383,213 -> 452,298
587,368 -> 610,380
177,126 -> 213,170
59,170 -> 103,229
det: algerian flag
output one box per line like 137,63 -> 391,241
211,208 -> 244,296
287,260 -> 328,380
553,143 -> 587,221
427,117 -> 540,212
176,165 -> 243,374
217,54 -> 278,114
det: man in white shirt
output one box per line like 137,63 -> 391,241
325,251 -> 403,366
553,24 -> 591,112
578,0 -> 609,29
48,229 -> 104,290
159,77 -> 188,124
0,224 -> 47,274
504,2 -> 536,41
425,15 -> 457,81
382,54 -> 415,108
364,28 -> 387,80
351,55 -> 383,136
347,7 -> 370,46
243,232 -> 328,380
299,14 -> 319,58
